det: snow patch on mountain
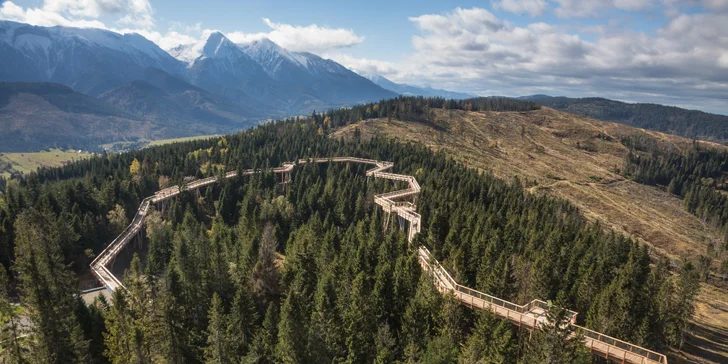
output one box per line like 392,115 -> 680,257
239,38 -> 309,75
168,42 -> 203,64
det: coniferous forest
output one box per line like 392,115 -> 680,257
622,141 -> 728,279
0,97 -> 699,363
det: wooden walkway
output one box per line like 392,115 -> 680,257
89,157 -> 666,364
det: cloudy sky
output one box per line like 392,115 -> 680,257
1,0 -> 727,114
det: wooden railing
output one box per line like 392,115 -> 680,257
416,245 -> 666,364
89,156 -> 666,364
91,158 -> 400,292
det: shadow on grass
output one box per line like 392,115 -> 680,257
677,322 -> 728,364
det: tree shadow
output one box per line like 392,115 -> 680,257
678,322 -> 728,364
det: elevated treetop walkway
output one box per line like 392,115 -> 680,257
90,157 -> 667,364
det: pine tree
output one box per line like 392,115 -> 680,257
520,305 -> 590,364
252,224 -> 280,305
103,289 -> 147,364
343,272 -> 376,363
0,265 -> 28,363
421,335 -> 458,364
152,266 -> 188,364
672,262 -> 700,350
246,304 -> 278,364
466,315 -> 515,363
275,288 -> 306,364
228,283 -> 258,356
204,293 -> 233,364
13,209 -> 89,363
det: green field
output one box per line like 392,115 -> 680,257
0,149 -> 93,178
146,135 -> 219,147
1,136 -> 220,178
99,135 -> 220,152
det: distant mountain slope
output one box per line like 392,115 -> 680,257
367,74 -> 476,99
173,34 -> 397,113
523,95 -> 728,142
170,32 -> 289,112
99,68 -> 261,130
241,38 -> 398,105
0,82 -> 166,151
0,20 -> 395,119
0,20 -> 182,96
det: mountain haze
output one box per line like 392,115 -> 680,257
0,82 -> 165,151
99,68 -> 262,130
367,74 -> 476,99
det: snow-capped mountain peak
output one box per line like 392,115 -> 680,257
0,20 -> 182,95
169,31 -> 242,65
239,37 -> 309,76
0,20 -> 397,119
202,31 -> 235,58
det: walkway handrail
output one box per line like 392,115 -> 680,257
576,325 -> 667,363
88,155 -> 667,364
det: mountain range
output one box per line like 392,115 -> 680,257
366,74 -> 476,99
0,82 -> 166,151
0,20 -> 484,152
0,20 -> 405,151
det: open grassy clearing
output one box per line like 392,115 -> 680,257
146,134 -> 220,147
332,107 -> 728,363
99,134 -> 219,152
0,135 -> 219,177
0,148 -> 93,178
676,283 -> 728,363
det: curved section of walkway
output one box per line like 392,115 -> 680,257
89,157 -> 666,364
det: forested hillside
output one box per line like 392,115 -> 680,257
0,82 -> 164,152
622,142 -> 728,277
0,98 -> 698,362
526,95 -> 728,143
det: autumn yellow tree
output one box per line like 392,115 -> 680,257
129,158 -> 140,175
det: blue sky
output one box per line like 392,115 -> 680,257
2,0 -> 728,114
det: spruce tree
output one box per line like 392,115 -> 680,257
0,265 -> 28,363
13,209 -> 89,363
204,293 -> 233,364
520,305 -> 590,364
227,283 -> 258,356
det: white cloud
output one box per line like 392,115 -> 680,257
118,0 -> 153,28
361,7 -> 728,109
703,0 -> 728,10
492,0 -> 549,17
554,0 -> 654,18
0,1 -> 107,28
42,0 -> 126,18
326,53 -> 399,77
226,18 -> 364,53
0,2 -> 364,55
0,0 -> 154,29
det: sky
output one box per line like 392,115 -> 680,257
1,0 -> 727,114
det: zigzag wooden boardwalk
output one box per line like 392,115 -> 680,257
90,157 -> 666,364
